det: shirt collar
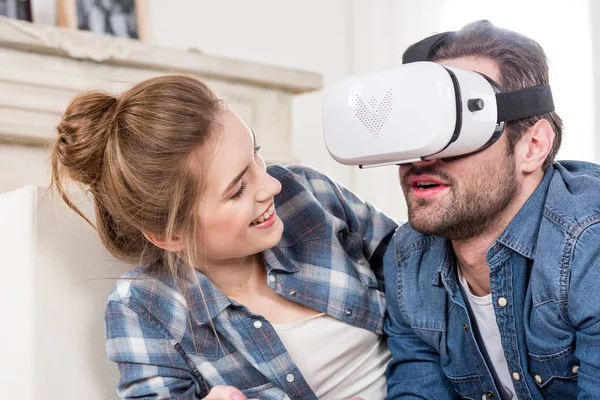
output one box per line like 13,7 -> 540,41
432,241 -> 459,295
186,247 -> 301,326
185,269 -> 232,326
494,165 -> 555,260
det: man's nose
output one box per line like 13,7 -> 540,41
402,158 -> 439,168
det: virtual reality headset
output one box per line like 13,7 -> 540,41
323,32 -> 555,167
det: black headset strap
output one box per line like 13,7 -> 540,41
495,85 -> 555,122
403,31 -> 555,122
402,31 -> 452,64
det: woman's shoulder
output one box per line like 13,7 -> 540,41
107,266 -> 182,308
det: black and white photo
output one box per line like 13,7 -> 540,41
57,0 -> 147,40
77,0 -> 139,39
0,0 -> 32,21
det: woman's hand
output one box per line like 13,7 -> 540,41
202,385 -> 259,400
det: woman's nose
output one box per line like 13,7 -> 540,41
255,171 -> 281,202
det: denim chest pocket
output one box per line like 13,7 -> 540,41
445,375 -> 483,400
416,327 -> 483,400
528,346 -> 579,398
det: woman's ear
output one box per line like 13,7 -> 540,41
516,119 -> 555,173
143,232 -> 185,252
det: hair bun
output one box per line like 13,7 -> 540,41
55,91 -> 119,186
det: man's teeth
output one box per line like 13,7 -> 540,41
416,181 -> 440,189
251,205 -> 275,225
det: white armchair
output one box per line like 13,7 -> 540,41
0,185 -> 129,399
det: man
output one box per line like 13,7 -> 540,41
383,20 -> 600,399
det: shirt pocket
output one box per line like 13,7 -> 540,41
243,382 -> 289,400
528,346 -> 579,398
445,374 -> 482,400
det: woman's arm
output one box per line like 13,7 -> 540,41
105,300 -> 207,399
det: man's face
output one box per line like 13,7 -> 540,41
399,57 -> 519,240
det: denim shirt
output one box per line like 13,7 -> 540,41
105,164 -> 397,399
384,161 -> 600,400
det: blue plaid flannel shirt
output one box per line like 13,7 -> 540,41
105,164 -> 398,399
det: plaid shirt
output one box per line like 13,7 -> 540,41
105,164 -> 398,399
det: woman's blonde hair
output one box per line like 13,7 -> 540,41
51,75 -> 225,283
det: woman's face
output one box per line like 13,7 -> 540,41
191,109 -> 284,266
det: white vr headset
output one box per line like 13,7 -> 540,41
323,32 -> 555,167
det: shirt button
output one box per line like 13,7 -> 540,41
357,259 -> 365,265
485,390 -> 495,398
572,365 -> 580,374
269,275 -> 276,283
512,372 -> 521,381
288,289 -> 297,296
493,244 -> 502,252
462,323 -> 469,331
497,297 -> 508,307
345,310 -> 352,316
534,374 -> 543,384
253,320 -> 263,329
286,373 -> 295,383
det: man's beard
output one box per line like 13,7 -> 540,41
401,154 -> 518,240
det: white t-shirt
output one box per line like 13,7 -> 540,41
272,313 -> 390,400
458,269 -> 517,399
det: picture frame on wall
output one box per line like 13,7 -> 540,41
56,0 -> 148,41
0,0 -> 33,21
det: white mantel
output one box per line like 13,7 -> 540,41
0,16 -> 322,193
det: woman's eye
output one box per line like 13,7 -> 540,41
254,144 -> 261,153
230,181 -> 247,201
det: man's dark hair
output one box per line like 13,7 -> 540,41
418,20 -> 563,170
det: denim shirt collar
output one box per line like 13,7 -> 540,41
492,165 -> 555,261
434,244 -> 460,296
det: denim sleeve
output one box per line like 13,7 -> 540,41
105,300 -> 205,399
568,223 -> 600,400
383,243 -> 459,399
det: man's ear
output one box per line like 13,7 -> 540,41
516,119 -> 555,173
143,231 -> 185,252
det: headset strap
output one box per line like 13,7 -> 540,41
402,31 -> 452,64
404,31 -> 555,121
496,85 -> 555,122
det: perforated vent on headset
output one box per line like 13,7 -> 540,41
355,89 -> 392,137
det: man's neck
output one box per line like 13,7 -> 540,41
452,222 -> 507,296
452,172 -> 543,296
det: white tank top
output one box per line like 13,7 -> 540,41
458,269 -> 517,399
272,313 -> 390,400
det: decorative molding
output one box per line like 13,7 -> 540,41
0,17 -> 322,93
0,16 -> 322,167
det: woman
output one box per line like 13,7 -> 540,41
51,75 -> 397,400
